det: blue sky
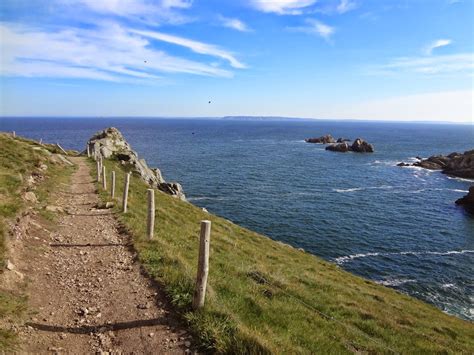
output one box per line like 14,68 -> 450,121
0,0 -> 473,122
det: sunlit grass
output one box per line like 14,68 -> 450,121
96,156 -> 474,353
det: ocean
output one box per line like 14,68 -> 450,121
1,117 -> 473,321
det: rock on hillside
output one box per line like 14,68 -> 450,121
87,127 -> 185,200
398,150 -> 474,179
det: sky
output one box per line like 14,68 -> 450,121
0,0 -> 473,122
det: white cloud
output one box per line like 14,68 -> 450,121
0,22 -> 235,82
373,53 -> 473,75
423,39 -> 452,55
218,16 -> 252,32
288,19 -> 335,40
250,0 -> 317,15
131,29 -> 246,68
336,0 -> 357,14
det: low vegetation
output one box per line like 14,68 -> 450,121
96,156 -> 474,353
0,133 -> 74,350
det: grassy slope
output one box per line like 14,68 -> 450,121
96,156 -> 473,353
0,133 -> 74,350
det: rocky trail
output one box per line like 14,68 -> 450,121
11,157 -> 193,353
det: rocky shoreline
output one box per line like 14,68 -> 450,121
86,127 -> 186,201
397,150 -> 474,212
397,150 -> 474,179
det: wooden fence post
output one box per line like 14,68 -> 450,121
147,189 -> 155,239
102,165 -> 107,190
39,138 -> 42,145
12,131 -> 16,138
192,220 -> 211,310
122,173 -> 130,213
87,145 -> 90,158
111,171 -> 116,198
56,143 -> 68,155
96,161 -> 101,182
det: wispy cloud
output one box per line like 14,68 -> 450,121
370,53 -> 474,75
250,0 -> 317,15
288,19 -> 335,41
0,22 -> 235,82
217,15 -> 252,32
336,0 -> 357,14
131,29 -> 246,68
423,39 -> 452,55
60,0 -> 193,24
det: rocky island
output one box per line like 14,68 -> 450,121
326,138 -> 375,153
305,134 -> 374,153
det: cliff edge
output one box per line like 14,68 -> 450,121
86,127 -> 185,200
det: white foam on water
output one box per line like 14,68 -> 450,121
188,196 -> 228,202
446,176 -> 474,183
335,250 -> 474,265
333,185 -> 395,193
377,278 -> 416,287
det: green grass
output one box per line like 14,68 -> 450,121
0,133 -> 75,351
95,156 -> 474,353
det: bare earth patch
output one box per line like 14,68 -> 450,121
13,157 -> 192,353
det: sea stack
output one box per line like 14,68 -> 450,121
325,138 -> 374,153
86,127 -> 186,200
305,134 -> 336,144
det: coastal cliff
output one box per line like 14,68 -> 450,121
87,127 -> 185,200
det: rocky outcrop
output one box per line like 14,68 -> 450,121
325,138 -> 374,153
351,138 -> 374,153
305,134 -> 336,144
456,186 -> 474,213
398,150 -> 474,179
86,127 -> 186,201
336,138 -> 350,143
326,142 -> 350,152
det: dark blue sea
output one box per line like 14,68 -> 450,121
2,117 -> 473,321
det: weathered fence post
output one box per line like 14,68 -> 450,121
12,131 -> 16,138
147,189 -> 155,239
87,145 -> 90,158
96,161 -> 101,182
192,220 -> 211,310
111,171 -> 116,198
122,173 -> 130,213
39,138 -> 42,145
56,143 -> 68,155
102,165 -> 107,190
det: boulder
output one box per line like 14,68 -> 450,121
336,138 -> 351,143
397,162 -> 411,167
326,143 -> 350,152
305,134 -> 336,144
456,186 -> 474,213
86,127 -> 185,200
351,138 -> 374,153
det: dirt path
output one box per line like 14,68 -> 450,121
15,157 -> 192,353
